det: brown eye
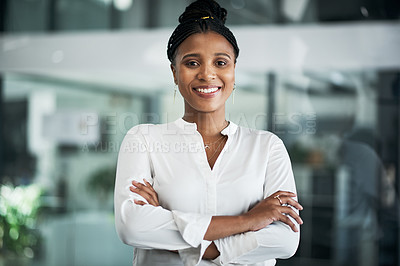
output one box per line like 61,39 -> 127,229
186,61 -> 199,67
216,60 -> 227,66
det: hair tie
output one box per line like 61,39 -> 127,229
196,16 -> 214,22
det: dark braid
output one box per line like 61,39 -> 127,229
167,0 -> 239,65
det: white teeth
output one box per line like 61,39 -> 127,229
195,87 -> 219,93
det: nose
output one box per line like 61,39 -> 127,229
197,64 -> 215,81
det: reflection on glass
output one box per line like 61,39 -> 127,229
1,68 -> 398,266
0,1 -> 399,264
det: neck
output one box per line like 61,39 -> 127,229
182,109 -> 227,138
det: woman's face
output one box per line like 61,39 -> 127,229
171,31 -> 236,115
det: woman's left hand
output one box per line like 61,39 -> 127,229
130,179 -> 160,207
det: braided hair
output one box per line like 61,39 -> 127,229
167,0 -> 239,65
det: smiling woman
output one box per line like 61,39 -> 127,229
114,1 -> 302,266
172,32 -> 235,129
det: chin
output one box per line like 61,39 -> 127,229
195,104 -> 224,113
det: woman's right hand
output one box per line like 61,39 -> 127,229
241,191 -> 303,232
130,179 -> 160,207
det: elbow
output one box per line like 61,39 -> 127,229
117,230 -> 132,246
116,215 -> 151,249
279,231 -> 300,259
114,202 -> 147,248
115,213 -> 140,246
116,223 -> 137,246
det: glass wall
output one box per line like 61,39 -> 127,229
0,1 -> 399,266
269,69 -> 399,266
2,0 -> 400,32
1,74 -> 144,265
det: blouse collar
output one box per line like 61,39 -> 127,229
174,117 -> 238,136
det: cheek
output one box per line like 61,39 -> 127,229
223,69 -> 235,85
177,69 -> 194,85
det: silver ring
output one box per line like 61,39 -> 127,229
274,195 -> 283,205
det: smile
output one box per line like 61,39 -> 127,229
192,86 -> 222,98
194,87 -> 220,93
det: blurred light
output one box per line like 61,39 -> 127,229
360,6 -> 369,17
330,71 -> 345,86
283,0 -> 309,22
24,247 -> 35,259
9,228 -> 19,240
231,0 -> 245,10
52,50 -> 64,64
114,0 -> 133,11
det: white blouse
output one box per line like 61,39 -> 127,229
114,118 -> 300,266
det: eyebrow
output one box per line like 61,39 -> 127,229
181,52 -> 231,61
215,53 -> 231,59
181,53 -> 200,60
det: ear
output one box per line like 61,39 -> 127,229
170,64 -> 177,84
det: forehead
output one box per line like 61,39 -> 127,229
176,31 -> 235,58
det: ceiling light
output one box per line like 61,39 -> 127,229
114,0 -> 133,11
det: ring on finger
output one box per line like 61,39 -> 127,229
274,195 -> 283,205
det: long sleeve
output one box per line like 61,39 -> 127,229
214,136 -> 300,265
114,125 -> 212,265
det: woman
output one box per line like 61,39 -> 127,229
114,0 -> 303,265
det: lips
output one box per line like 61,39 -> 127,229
192,86 -> 222,98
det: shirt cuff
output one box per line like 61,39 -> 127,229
211,255 -> 222,265
172,210 -> 212,247
172,210 -> 212,266
214,231 -> 259,265
178,240 -> 212,266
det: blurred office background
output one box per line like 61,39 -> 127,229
0,0 -> 399,265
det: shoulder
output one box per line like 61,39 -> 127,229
235,125 -> 282,145
233,125 -> 289,158
124,121 -> 178,139
119,122 -> 173,151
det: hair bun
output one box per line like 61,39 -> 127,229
179,0 -> 228,24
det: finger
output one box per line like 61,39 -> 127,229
280,206 -> 303,225
142,179 -> 159,203
130,186 -> 146,197
132,179 -> 153,187
283,197 -> 303,210
143,179 -> 155,191
143,179 -> 159,202
130,186 -> 154,204
279,214 -> 299,232
132,180 -> 145,188
132,181 -> 157,200
131,181 -> 159,207
273,190 -> 297,198
129,186 -> 138,193
134,199 -> 147,205
273,196 -> 283,206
